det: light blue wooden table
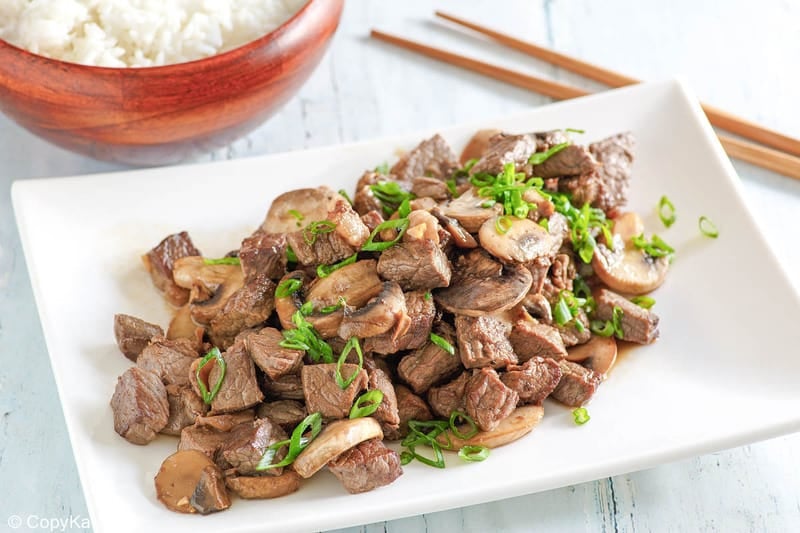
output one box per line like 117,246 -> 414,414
2,1 -> 799,531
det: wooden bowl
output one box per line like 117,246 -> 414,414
0,0 -> 344,166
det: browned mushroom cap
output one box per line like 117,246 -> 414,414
609,212 -> 645,244
437,405 -> 544,450
460,128 -> 502,164
568,336 -> 618,377
592,235 -> 669,294
435,250 -> 533,317
292,417 -> 384,478
442,189 -> 503,233
225,471 -> 302,499
338,281 -> 409,339
172,256 -> 245,325
154,450 -> 230,514
431,207 -> 478,248
478,216 -> 556,263
167,305 -> 204,352
305,260 -> 383,309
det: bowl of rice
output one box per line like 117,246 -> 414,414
0,0 -> 343,165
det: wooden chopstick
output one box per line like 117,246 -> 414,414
435,10 -> 800,159
369,29 -> 800,181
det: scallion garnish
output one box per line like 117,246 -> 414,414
658,196 -> 676,228
495,215 -> 513,235
453,158 -> 479,179
430,333 -> 455,355
279,309 -> 333,363
288,209 -> 304,226
203,257 -> 240,266
286,246 -> 298,263
572,407 -> 590,425
256,412 -> 322,470
275,278 -> 302,298
630,295 -> 655,309
612,306 -> 624,339
402,419 -> 450,468
446,178 -> 458,197
317,252 -> 358,278
374,162 -> 390,175
458,445 -> 490,462
361,218 -> 410,252
303,220 -> 337,245
538,218 -> 550,231
553,296 -> 573,326
699,216 -> 719,238
632,233 -> 675,259
397,197 -> 412,218
590,305 -> 624,339
481,200 -> 496,208
196,347 -> 226,404
424,291 -> 432,301
338,189 -> 353,205
528,141 -> 570,165
449,411 -> 478,440
349,390 -> 384,419
299,301 -> 314,316
554,290 -> 591,330
335,337 -> 364,389
565,128 -> 585,134
369,181 -> 413,216
320,296 -> 347,314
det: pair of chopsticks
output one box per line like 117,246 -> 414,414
370,12 -> 800,181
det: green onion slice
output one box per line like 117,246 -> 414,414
256,412 -> 323,470
286,246 -> 297,263
196,347 -> 226,404
538,218 -> 550,231
612,305 -> 625,339
320,297 -> 347,314
361,218 -> 410,252
565,128 -> 585,134
288,209 -> 304,225
630,295 -> 655,309
430,333 -> 455,355
400,450 -> 415,466
279,309 -> 333,363
338,189 -> 353,205
397,197 -> 412,218
446,178 -> 459,197
317,252 -> 358,278
658,196 -> 676,228
370,181 -> 413,216
449,411 -> 478,440
335,337 -> 364,389
495,215 -> 513,234
458,445 -> 490,462
275,278 -> 302,298
453,158 -> 479,179
632,233 -> 675,259
405,442 -> 446,468
590,319 -> 615,337
572,407 -> 590,425
303,220 -> 337,245
299,301 -> 314,316
203,257 -> 240,266
699,216 -> 719,238
374,162 -> 390,175
553,295 -> 573,326
349,390 -> 385,419
424,291 -> 432,301
528,142 -> 570,165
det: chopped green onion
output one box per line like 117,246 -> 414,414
453,158 -> 479,179
196,347 -> 226,404
430,333 -> 455,355
658,196 -> 676,228
370,181 -> 414,216
458,445 -> 490,462
397,197 -> 412,218
480,200 -> 496,208
288,209 -> 304,226
572,407 -> 590,425
424,291 -> 432,301
699,216 -> 719,238
400,450 -> 415,465
349,390 -> 384,419
449,411 -> 478,440
538,218 -> 550,231
565,128 -> 585,134
361,218 -> 410,252
612,306 -> 625,339
553,296 -> 573,326
374,162 -> 390,175
338,189 -> 353,205
299,301 -> 314,316
630,295 -> 655,309
280,309 -> 333,363
495,215 -> 513,235
335,337 -> 364,389
632,233 -> 675,259
303,220 -> 337,245
275,278 -> 302,298
286,246 -> 297,263
317,252 -> 358,278
203,257 -> 240,266
405,441 -> 446,468
590,319 -> 615,337
528,141 -> 570,165
446,178 -> 459,197
320,297 -> 347,314
256,412 -> 322,470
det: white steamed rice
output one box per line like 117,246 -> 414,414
0,0 -> 308,67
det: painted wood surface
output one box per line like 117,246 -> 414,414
1,1 -> 799,531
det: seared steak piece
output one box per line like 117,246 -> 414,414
391,134 -> 459,181
501,357 -> 563,405
286,230 -> 358,268
328,438 -> 403,494
527,256 -> 552,296
397,326 -> 462,394
551,360 -> 602,407
455,315 -> 517,369
209,273 -> 276,349
162,385 -> 208,436
594,288 -> 659,344
365,290 -> 435,354
549,253 -> 576,292
377,239 -> 452,291
533,130 -> 570,151
470,133 -> 537,175
209,341 -> 264,414
142,231 -> 201,307
427,371 -> 470,419
531,144 -> 597,178
360,210 -> 385,233
464,368 -> 519,432
338,282 -> 409,339
239,231 -> 287,282
219,418 -> 288,475
369,368 -> 400,431
114,314 -> 164,362
411,176 -> 450,200
179,424 -> 229,459
509,320 -> 567,361
256,400 -> 307,432
137,337 -> 198,387
244,327 -> 303,381
261,373 -> 305,401
354,171 -> 393,216
110,367 -> 169,445
557,311 -> 592,347
384,385 -> 433,440
301,363 -> 368,419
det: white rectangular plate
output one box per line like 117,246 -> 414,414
12,80 -> 800,533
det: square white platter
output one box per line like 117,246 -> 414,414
12,80 -> 800,533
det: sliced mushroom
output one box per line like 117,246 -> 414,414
609,212 -> 645,244
154,450 -> 230,514
172,256 -> 245,325
569,336 -> 618,377
478,216 -> 556,263
225,471 -> 302,499
261,188 -> 336,234
167,305 -> 204,351
431,207 -> 478,248
436,405 -> 544,450
443,188 -> 503,233
292,417 -> 384,478
274,271 -> 307,330
435,250 -> 532,317
306,260 -> 382,309
338,281 -> 409,339
592,235 -> 669,294
460,128 -> 502,164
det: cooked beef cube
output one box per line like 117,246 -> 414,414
286,230 -> 358,267
397,326 -> 462,394
384,385 -> 433,440
256,400 -> 307,432
162,384 -> 208,436
501,357 -> 563,405
339,281 -> 409,339
354,171 -> 396,216
557,310 -> 592,347
179,424 -> 229,459
195,410 -> 255,431
190,465 -> 231,514
137,337 -> 197,387
209,273 -> 276,349
239,231 -> 287,282
209,341 -> 264,414
110,367 -> 169,445
527,256 -> 551,295
113,314 -> 164,362
377,239 -> 452,291
464,368 -> 519,432
427,371 -> 470,418
549,253 -> 576,292
369,368 -> 400,431
219,418 -> 288,475
532,144 -> 597,178
594,288 -> 659,344
328,438 -> 403,494
509,320 -> 567,361
360,210 -> 385,233
391,134 -> 459,181
411,176 -> 450,200
470,133 -> 537,175
455,315 -> 517,369
261,373 -> 305,401
142,231 -> 201,307
244,327 -> 303,381
551,360 -> 602,407
533,130 -> 570,151
301,363 -> 368,419
364,290 -> 434,354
